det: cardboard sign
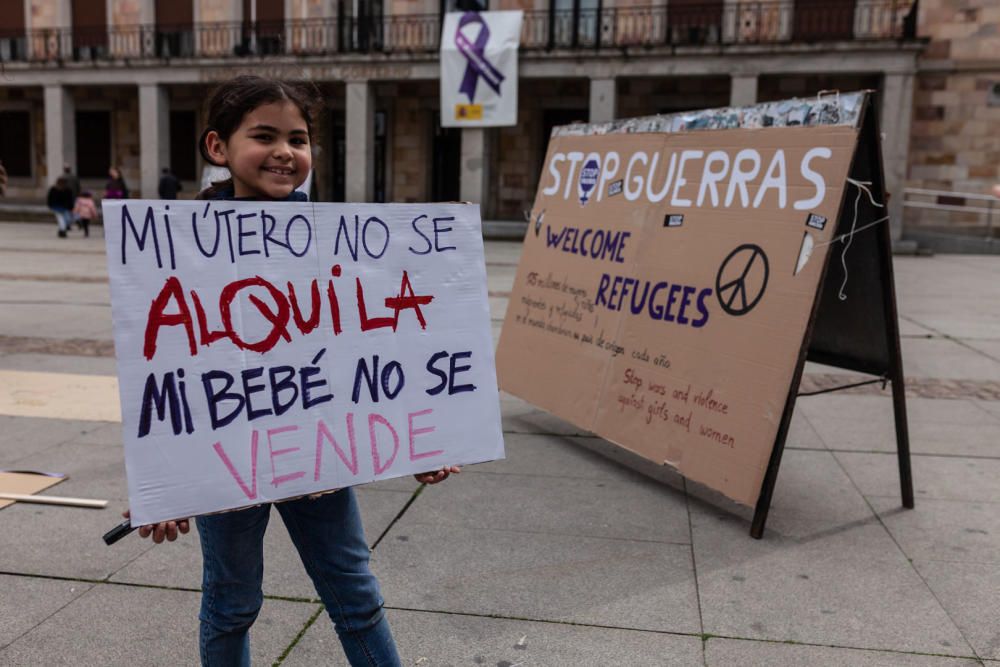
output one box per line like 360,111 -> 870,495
440,10 -> 522,128
497,98 -> 865,507
0,472 -> 65,511
102,201 -> 504,526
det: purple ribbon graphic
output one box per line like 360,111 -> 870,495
455,12 -> 506,104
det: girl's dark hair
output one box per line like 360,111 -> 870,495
197,75 -> 318,199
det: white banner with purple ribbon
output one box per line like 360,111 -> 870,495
440,10 -> 522,128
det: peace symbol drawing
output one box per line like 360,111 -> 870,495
715,244 -> 770,316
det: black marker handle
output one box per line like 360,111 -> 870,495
103,519 -> 136,545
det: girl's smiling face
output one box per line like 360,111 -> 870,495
205,100 -> 312,200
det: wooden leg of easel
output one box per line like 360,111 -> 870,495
878,217 -> 914,510
750,405 -> 796,539
891,370 -> 914,508
750,485 -> 774,539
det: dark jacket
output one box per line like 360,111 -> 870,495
158,172 -> 182,199
64,172 -> 80,199
47,185 -> 74,210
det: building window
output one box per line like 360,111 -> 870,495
551,0 -> 599,47
0,111 -> 32,178
169,111 -> 197,182
155,0 -> 195,58
242,0 -> 285,55
668,0 -> 723,45
75,111 -> 111,179
352,0 -> 384,52
793,0 -> 854,41
71,0 -> 108,60
0,0 -> 27,61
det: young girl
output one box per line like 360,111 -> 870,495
128,75 -> 459,667
72,190 -> 97,237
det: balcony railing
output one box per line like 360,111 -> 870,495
0,1 -> 917,64
904,188 -> 1000,242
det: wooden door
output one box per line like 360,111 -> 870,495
0,0 -> 25,35
169,110 -> 197,182
0,0 -> 26,60
72,0 -> 107,49
668,0 -> 724,44
243,0 -> 285,53
75,111 -> 111,179
244,0 -> 285,36
793,0 -> 854,41
0,111 -> 31,177
155,0 -> 194,57
156,0 -> 194,29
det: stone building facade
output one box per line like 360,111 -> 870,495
908,1 -> 999,191
0,0 -> 958,241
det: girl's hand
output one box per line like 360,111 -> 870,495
123,509 -> 190,544
414,466 -> 461,485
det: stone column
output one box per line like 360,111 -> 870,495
43,84 -> 75,185
880,72 -> 914,242
460,128 -> 489,207
345,81 -> 374,202
589,78 -> 616,123
730,74 -> 758,107
139,84 -> 170,198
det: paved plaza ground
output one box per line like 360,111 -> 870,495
0,221 -> 998,666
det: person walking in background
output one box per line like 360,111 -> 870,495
62,163 -> 80,200
104,166 -> 128,199
72,190 -> 97,237
157,166 -> 182,199
47,177 -> 75,238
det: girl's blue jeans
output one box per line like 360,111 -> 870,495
195,489 -> 401,666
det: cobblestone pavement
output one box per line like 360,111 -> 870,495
799,373 -> 1000,401
0,335 -> 115,357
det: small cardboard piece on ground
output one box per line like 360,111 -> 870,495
0,472 -> 65,510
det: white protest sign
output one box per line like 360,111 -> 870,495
440,10 -> 522,128
102,201 -> 504,526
